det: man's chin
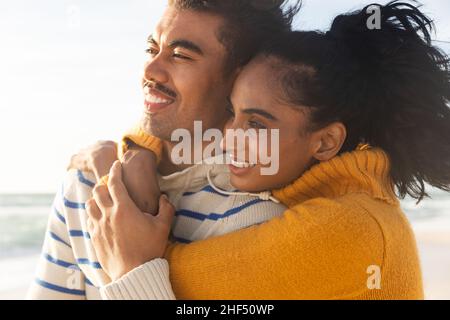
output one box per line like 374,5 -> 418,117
140,115 -> 173,142
140,115 -> 153,134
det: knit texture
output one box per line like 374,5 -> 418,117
163,148 -> 424,299
121,125 -> 163,162
100,259 -> 175,300
29,125 -> 424,300
27,156 -> 286,300
101,146 -> 424,300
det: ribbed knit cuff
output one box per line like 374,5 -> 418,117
121,125 -> 163,163
100,259 -> 176,300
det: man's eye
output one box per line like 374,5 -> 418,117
145,48 -> 158,56
172,53 -> 191,60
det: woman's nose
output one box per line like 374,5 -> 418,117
220,136 -> 228,153
221,121 -> 246,154
220,120 -> 234,152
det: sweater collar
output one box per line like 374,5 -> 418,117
272,148 -> 399,207
158,154 -> 233,195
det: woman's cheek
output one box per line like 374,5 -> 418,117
248,134 -> 259,164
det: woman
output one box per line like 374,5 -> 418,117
80,1 -> 450,299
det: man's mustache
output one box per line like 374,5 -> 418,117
143,80 -> 177,99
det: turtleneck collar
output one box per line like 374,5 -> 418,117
272,148 -> 399,207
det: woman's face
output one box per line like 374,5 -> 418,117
222,56 -> 320,192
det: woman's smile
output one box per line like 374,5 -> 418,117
228,154 -> 256,176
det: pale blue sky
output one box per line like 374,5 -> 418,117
0,0 -> 449,193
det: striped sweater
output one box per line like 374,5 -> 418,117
27,156 -> 286,300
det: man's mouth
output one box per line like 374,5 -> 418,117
144,86 -> 176,113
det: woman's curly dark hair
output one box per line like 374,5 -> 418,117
261,1 -> 450,202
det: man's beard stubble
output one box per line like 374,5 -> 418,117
140,111 -> 177,143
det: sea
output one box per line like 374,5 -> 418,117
0,194 -> 54,260
0,190 -> 449,298
1,190 -> 450,259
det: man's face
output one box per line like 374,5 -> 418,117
141,6 -> 236,142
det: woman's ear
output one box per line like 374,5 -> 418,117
311,122 -> 347,162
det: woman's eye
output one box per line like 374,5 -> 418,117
248,120 -> 267,129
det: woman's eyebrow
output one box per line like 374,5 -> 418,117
242,108 -> 278,121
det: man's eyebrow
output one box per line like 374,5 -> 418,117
242,108 -> 278,121
168,39 -> 204,55
147,36 -> 203,56
147,36 -> 157,45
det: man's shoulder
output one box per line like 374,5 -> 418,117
61,169 -> 96,203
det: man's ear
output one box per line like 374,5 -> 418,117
311,122 -> 347,162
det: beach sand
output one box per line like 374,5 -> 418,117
1,229 -> 449,300
412,219 -> 450,300
0,254 -> 39,300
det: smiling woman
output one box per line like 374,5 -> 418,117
88,1 -> 449,300
2,0 -> 450,301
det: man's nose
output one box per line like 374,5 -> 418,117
143,56 -> 169,84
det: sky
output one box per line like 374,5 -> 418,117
0,0 -> 449,194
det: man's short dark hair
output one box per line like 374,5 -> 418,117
168,0 -> 301,74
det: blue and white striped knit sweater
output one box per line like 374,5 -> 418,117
27,158 -> 286,300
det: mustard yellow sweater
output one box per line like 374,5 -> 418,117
122,129 -> 424,300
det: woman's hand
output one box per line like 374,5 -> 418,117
68,140 -> 118,181
121,147 -> 161,215
68,140 -> 160,214
86,161 -> 175,282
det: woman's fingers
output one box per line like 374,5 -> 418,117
108,160 -> 130,205
93,184 -> 113,210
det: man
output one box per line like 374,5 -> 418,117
28,0 -> 299,299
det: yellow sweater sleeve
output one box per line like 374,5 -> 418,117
120,125 -> 163,163
165,197 -> 385,300
97,125 -> 163,187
